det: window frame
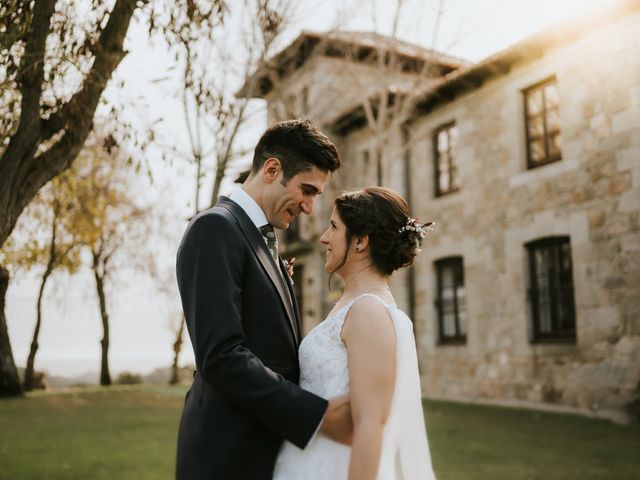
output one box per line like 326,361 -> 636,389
526,236 -> 576,343
523,76 -> 562,169
433,122 -> 459,197
434,256 -> 467,345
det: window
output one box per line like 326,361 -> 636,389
524,77 -> 562,168
435,257 -> 467,343
434,123 -> 459,196
526,237 -> 576,342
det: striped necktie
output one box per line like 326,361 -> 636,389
259,224 -> 279,262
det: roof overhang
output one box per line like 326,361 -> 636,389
326,0 -> 639,136
238,30 -> 470,98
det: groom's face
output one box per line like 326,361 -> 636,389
263,162 -> 327,230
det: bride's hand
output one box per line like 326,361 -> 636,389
320,392 -> 353,445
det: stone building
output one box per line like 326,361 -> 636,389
244,0 -> 640,419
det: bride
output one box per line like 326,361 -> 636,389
273,187 -> 436,479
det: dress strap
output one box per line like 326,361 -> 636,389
348,292 -> 395,309
328,293 -> 395,324
338,293 -> 396,332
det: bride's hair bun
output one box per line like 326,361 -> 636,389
334,187 -> 431,276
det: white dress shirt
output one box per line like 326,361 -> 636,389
228,187 -> 280,262
228,187 -> 269,232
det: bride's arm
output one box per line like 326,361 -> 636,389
341,297 -> 396,480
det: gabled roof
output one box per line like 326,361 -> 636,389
327,0 -> 640,135
238,30 -> 471,98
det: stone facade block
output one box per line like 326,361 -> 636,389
609,173 -> 632,195
616,146 -> 640,171
618,189 -> 640,212
612,109 -> 640,134
588,208 -> 606,229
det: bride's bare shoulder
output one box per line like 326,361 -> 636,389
341,295 -> 395,343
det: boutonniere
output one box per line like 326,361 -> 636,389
283,257 -> 296,283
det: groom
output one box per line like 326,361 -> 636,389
175,119 -> 348,479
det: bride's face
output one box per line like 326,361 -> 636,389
320,207 -> 350,273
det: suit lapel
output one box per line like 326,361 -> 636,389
217,197 -> 299,344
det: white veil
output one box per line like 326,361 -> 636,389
389,307 -> 437,480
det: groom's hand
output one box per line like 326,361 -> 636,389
320,393 -> 353,445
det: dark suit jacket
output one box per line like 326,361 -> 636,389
175,196 -> 328,480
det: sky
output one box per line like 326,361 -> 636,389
5,0 -> 608,378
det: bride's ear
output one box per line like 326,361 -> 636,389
354,235 -> 369,252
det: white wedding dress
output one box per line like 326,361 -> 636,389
273,293 -> 436,480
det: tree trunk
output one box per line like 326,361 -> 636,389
192,150 -> 202,213
24,211 -> 58,391
0,0 -> 137,389
208,103 -> 248,208
0,266 -> 22,397
23,265 -> 53,391
0,0 -> 136,250
169,317 -> 185,385
93,261 -> 111,386
210,166 -> 225,207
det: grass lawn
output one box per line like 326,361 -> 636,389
0,385 -> 186,480
424,400 -> 640,480
1,385 -> 638,480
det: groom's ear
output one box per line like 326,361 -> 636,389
262,158 -> 281,183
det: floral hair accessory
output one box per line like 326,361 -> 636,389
398,218 -> 435,250
398,218 -> 435,237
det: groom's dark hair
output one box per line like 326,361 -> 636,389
251,119 -> 340,181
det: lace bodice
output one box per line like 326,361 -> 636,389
297,302 -> 356,398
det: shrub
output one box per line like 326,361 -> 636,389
116,372 -> 143,385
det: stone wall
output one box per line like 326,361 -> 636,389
405,12 -> 640,416
274,11 -> 640,418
